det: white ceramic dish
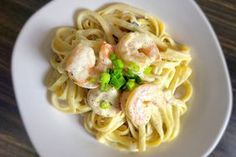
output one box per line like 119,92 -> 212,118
12,0 -> 232,157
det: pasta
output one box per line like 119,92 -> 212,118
46,3 -> 193,152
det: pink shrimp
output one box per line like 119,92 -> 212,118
116,32 -> 160,67
66,44 -> 98,89
96,42 -> 114,72
65,42 -> 114,89
125,84 -> 164,126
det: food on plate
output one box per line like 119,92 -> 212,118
46,3 -> 193,152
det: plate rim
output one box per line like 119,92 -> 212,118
190,0 -> 233,156
11,0 -> 233,156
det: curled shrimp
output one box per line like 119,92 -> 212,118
87,87 -> 121,117
125,83 -> 171,151
66,44 -> 97,89
125,84 -> 164,151
66,42 -> 114,89
125,84 -> 162,126
116,32 -> 160,68
96,42 -> 114,72
125,84 -> 179,126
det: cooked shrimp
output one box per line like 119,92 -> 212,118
87,87 -> 121,117
96,42 -> 114,72
66,42 -> 114,89
125,84 -> 165,152
125,84 -> 161,126
125,85 -> 180,126
116,32 -> 160,68
66,44 -> 98,89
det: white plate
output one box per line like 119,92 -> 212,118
12,0 -> 232,157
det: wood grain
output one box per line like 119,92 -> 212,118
0,0 -> 235,156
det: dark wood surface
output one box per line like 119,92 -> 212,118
0,0 -> 235,156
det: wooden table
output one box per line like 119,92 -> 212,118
0,0 -> 235,156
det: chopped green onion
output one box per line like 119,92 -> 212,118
134,75 -> 142,84
107,68 -> 113,74
125,69 -> 136,78
109,53 -> 117,60
144,66 -> 153,75
124,69 -> 142,84
126,79 -> 136,90
100,83 -> 109,92
100,72 -> 110,92
113,59 -> 124,69
128,62 -> 140,72
112,68 -> 123,77
103,58 -> 143,90
110,75 -> 126,90
100,72 -> 110,84
109,67 -> 126,90
100,101 -> 111,109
